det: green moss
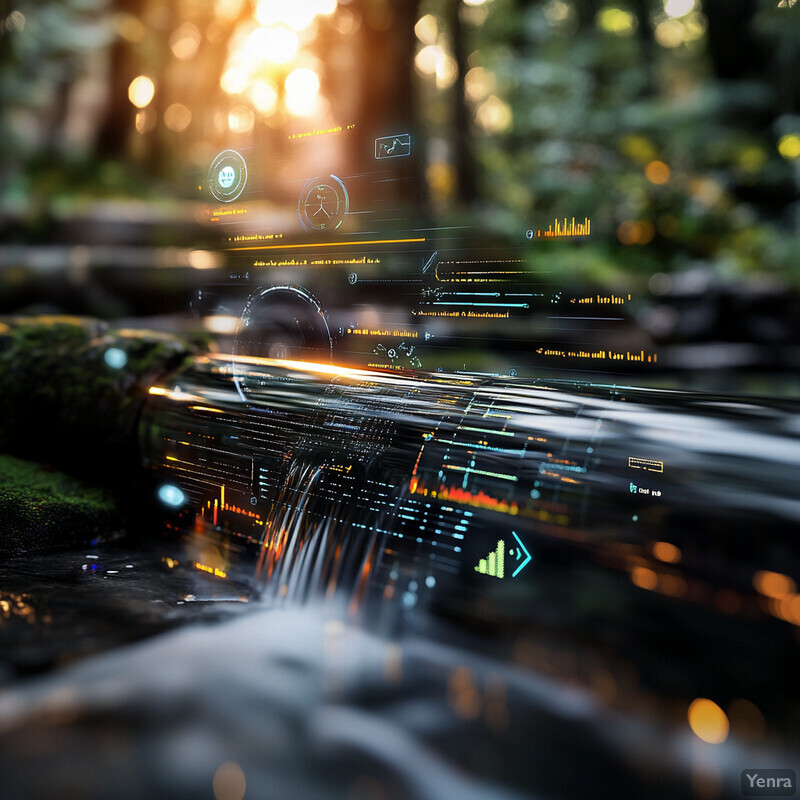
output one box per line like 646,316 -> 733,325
0,454 -> 122,555
0,316 -> 202,554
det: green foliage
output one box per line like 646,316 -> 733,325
418,0 -> 800,284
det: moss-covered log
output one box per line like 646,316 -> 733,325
0,315 -> 204,554
0,315 -> 198,472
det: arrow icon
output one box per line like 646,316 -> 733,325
510,531 -> 531,577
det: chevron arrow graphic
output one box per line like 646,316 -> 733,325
511,531 -> 531,578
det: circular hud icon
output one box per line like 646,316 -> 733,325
297,174 -> 349,232
208,149 -> 248,202
233,285 -> 333,402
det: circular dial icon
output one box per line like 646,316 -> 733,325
297,174 -> 349,232
208,150 -> 247,202
232,285 -> 333,402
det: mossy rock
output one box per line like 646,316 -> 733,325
0,454 -> 123,555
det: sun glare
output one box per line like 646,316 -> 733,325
217,0 -> 335,119
285,68 -> 320,117
128,75 -> 155,108
255,0 -> 336,30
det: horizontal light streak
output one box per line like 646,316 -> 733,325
437,438 -> 524,455
148,386 -> 202,402
431,302 -> 530,308
459,426 -> 515,437
443,464 -> 518,481
225,237 -> 426,252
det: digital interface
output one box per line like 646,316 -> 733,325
192,119 -> 660,379
2,0 -> 800,796
141,354 -> 800,626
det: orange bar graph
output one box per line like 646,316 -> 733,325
202,484 -> 262,525
537,217 -> 591,238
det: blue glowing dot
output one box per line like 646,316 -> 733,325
425,576 -> 436,588
158,484 -> 186,507
632,515 -> 639,522
104,347 -> 128,369
402,592 -> 417,609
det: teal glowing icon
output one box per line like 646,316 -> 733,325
509,531 -> 531,577
208,149 -> 247,202
375,133 -> 412,159
298,174 -> 349,232
218,165 -> 236,189
158,484 -> 186,507
104,347 -> 128,369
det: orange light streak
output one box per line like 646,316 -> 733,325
225,237 -> 426,252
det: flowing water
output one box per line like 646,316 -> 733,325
2,361 -> 800,798
1,542 -> 790,800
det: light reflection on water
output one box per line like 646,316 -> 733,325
1,359 -> 800,797
0,594 -> 782,800
0,533 -> 797,799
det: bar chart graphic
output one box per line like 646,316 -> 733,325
526,217 -> 592,239
475,539 -> 505,579
474,532 -> 531,579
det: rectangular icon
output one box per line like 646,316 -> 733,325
628,457 -> 664,473
375,133 -> 412,159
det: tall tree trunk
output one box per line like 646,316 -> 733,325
95,0 -> 148,160
449,0 -> 478,206
352,0 -> 422,208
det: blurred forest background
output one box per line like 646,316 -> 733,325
0,0 -> 799,379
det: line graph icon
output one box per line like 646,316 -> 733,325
375,133 -> 412,159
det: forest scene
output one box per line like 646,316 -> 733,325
1,0 -> 799,387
